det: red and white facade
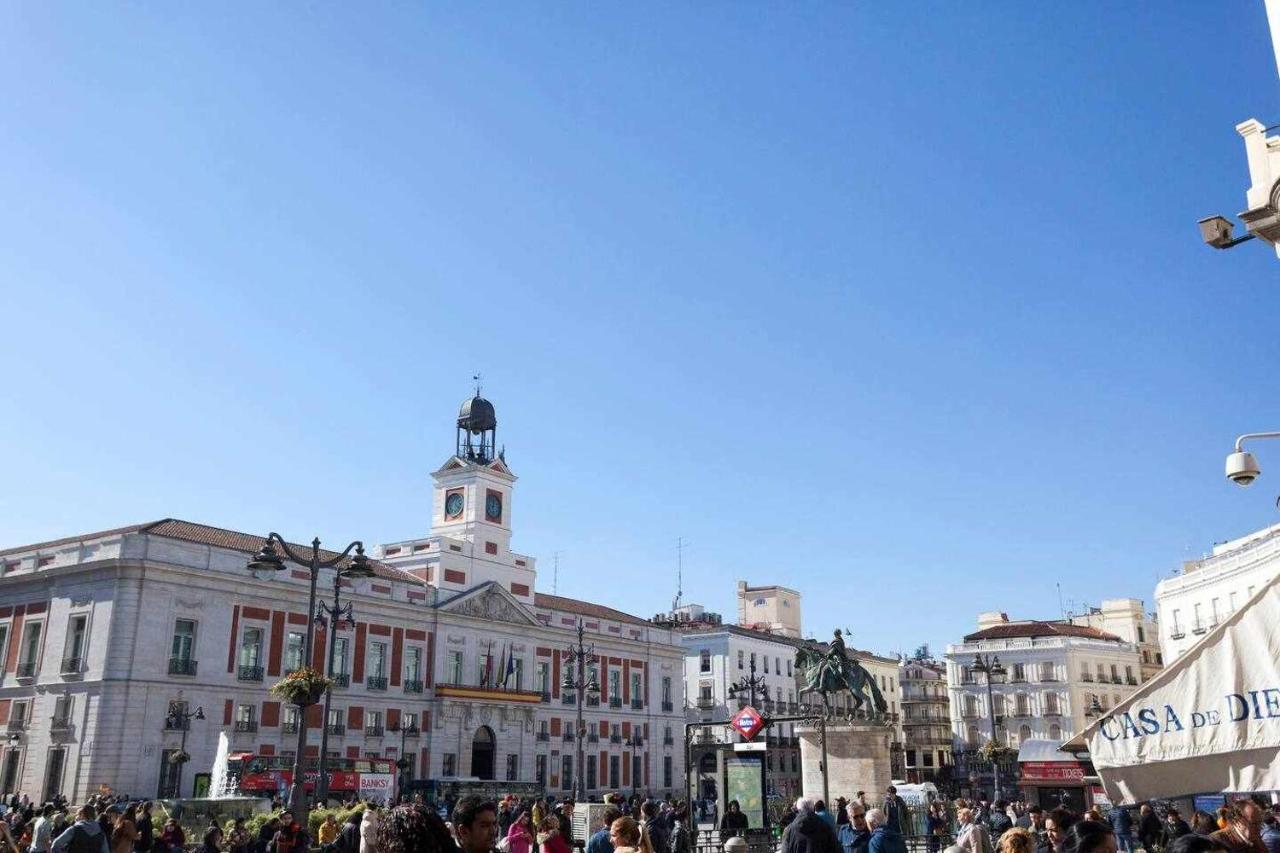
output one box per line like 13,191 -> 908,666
0,409 -> 686,803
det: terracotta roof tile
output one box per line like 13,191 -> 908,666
963,621 -> 1120,642
0,522 -> 158,558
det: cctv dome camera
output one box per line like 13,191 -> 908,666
1225,451 -> 1261,486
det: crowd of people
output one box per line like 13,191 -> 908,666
6,790 -> 1280,853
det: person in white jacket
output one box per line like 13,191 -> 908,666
361,808 -> 381,853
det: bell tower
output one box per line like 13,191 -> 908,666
431,391 -> 515,555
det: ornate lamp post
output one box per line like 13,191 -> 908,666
247,534 -> 370,818
313,558 -> 373,804
165,701 -> 205,798
727,654 -> 768,708
624,734 -> 643,797
560,621 -> 600,802
971,653 -> 1007,800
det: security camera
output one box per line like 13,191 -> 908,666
1225,450 -> 1261,486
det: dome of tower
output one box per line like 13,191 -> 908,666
457,395 -> 497,434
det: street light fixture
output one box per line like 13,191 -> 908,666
561,621 -> 601,802
727,655 -> 768,709
971,653 -> 1007,801
165,702 -> 205,798
246,533 -> 369,820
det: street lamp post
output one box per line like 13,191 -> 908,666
560,621 -> 600,802
971,653 -> 1007,801
165,701 -> 205,798
727,655 -> 768,709
247,534 -> 371,819
313,562 -> 372,804
624,734 -> 643,798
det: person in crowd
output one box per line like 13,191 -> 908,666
610,818 -> 645,853
927,803 -> 949,853
374,803 -> 456,853
1109,809 -> 1134,853
642,801 -> 669,853
453,799 -> 496,853
720,802 -> 748,842
557,803 -> 576,851
1000,829 -> 1036,853
225,819 -> 250,853
134,805 -> 153,853
839,804 -> 871,853
1,818 -> 18,853
254,818 -> 278,853
668,807 -> 691,853
1193,815 -> 1220,838
867,809 -> 907,853
159,819 -> 185,853
1209,800 -> 1266,853
883,790 -> 909,837
539,816 -> 571,853
1218,814 -> 1233,834
52,806 -> 110,853
197,827 -> 222,853
1062,821 -> 1116,853
360,808 -> 380,853
958,808 -> 994,853
588,808 -> 623,853
31,806 -> 56,853
318,814 -> 341,851
1163,811 -> 1192,848
989,804 -> 1013,841
781,798 -> 842,853
272,812 -> 309,853
1017,808 -> 1044,836
836,800 -> 850,829
1167,837 -> 1231,853
1260,815 -> 1280,853
1138,806 -> 1162,853
111,806 -> 139,853
336,812 -> 363,853
506,811 -> 535,853
499,801 -> 516,841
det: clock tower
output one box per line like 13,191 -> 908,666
430,392 -> 515,554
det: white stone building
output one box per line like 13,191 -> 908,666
898,659 -> 951,785
1155,522 -> 1280,664
945,614 -> 1142,797
0,395 -> 686,803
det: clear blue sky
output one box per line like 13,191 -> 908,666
4,3 -> 1280,658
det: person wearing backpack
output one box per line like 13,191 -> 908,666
51,806 -> 110,853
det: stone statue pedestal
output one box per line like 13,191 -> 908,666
796,720 -> 894,802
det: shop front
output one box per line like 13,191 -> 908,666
1018,740 -> 1098,813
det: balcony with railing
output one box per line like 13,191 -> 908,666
1126,676 -> 1139,686
283,721 -> 299,734
326,723 -> 346,735
562,732 -> 575,742
234,720 -> 259,733
169,658 -> 198,676
1191,622 -> 1207,635
164,716 -> 190,731
663,735 -> 675,746
366,676 -> 388,691
237,665 -> 264,682
60,657 -> 83,676
609,697 -> 623,709
586,696 -> 600,708
536,731 -> 550,742
365,725 -> 384,738
50,715 -> 71,732
631,698 -> 644,710
1170,627 -> 1186,640
562,694 -> 576,706
540,692 -> 551,703
696,696 -> 716,710
401,725 -> 420,738
404,679 -> 424,694
662,700 -> 674,712
333,673 -> 351,688
610,733 -> 623,744
587,733 -> 599,743
6,718 -> 25,733
15,662 -> 37,680
1081,672 -> 1094,682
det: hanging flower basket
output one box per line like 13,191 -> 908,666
270,667 -> 334,707
977,740 -> 1018,766
169,751 -> 191,765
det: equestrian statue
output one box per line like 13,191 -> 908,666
795,629 -> 889,719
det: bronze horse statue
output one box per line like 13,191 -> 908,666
795,631 -> 889,718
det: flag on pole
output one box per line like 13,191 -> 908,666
485,641 -> 495,686
497,644 -> 508,687
506,650 -> 516,686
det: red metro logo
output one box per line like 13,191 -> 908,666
730,706 -> 765,741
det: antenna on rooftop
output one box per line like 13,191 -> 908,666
1057,582 -> 1065,619
553,551 -> 560,596
673,537 -> 686,612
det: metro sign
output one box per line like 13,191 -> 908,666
730,705 -> 765,741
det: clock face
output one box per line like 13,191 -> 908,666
485,493 -> 503,521
445,493 -> 464,518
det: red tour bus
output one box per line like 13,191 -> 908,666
228,752 -> 397,799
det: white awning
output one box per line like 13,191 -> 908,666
1018,739 -> 1079,764
1082,574 -> 1280,804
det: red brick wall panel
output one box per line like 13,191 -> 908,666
391,628 -> 403,687
227,605 -> 240,674
261,702 -> 280,727
353,623 -> 368,682
267,611 -> 286,677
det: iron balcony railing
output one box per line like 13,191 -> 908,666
562,694 -> 576,705
696,697 -> 716,710
366,676 -> 388,691
169,658 -> 198,676
233,720 -> 258,733
50,716 -> 71,731
164,717 -> 190,731
365,725 -> 384,737
333,673 -> 351,688
404,679 -> 424,694
326,723 -> 346,735
536,732 -> 550,742
401,725 -> 421,737
631,699 -> 644,710
15,662 -> 37,679
237,665 -> 264,682
283,721 -> 299,734
610,734 -> 622,744
609,697 -> 623,709
60,657 -> 83,675
586,696 -> 600,707
662,701 -> 674,712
